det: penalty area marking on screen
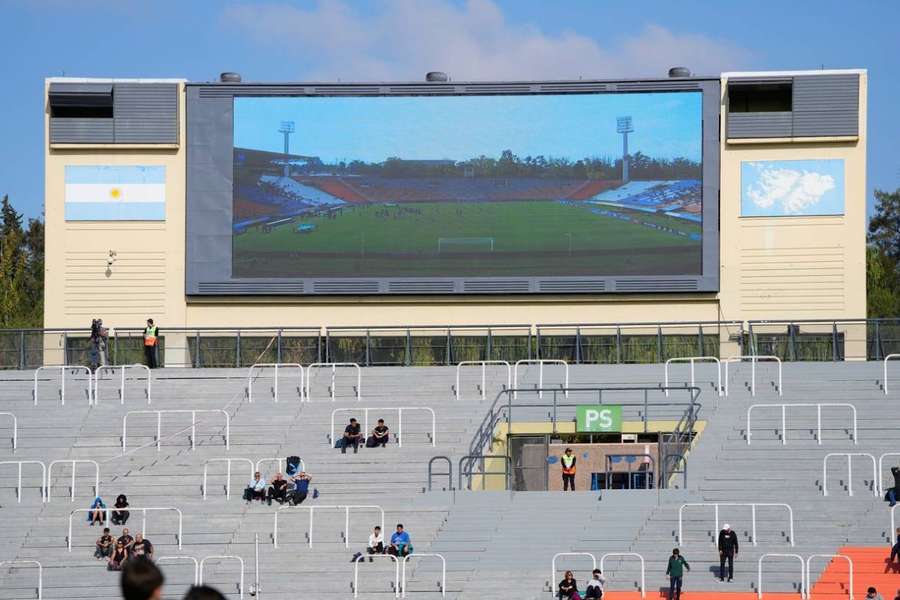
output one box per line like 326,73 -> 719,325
437,237 -> 495,253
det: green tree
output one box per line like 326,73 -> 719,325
867,245 -> 900,318
869,188 -> 900,262
0,195 -> 43,327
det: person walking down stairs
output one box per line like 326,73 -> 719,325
718,523 -> 739,582
666,548 -> 690,600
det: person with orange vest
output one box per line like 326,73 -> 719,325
561,448 -> 577,491
143,318 -> 159,369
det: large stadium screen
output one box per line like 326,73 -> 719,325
231,92 -> 704,279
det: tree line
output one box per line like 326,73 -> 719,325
868,188 -> 900,317
0,195 -> 43,327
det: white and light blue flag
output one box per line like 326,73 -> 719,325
65,165 -> 166,221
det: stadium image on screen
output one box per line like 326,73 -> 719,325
232,92 -> 703,279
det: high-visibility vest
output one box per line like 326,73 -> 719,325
144,326 -> 158,347
561,455 -> 576,475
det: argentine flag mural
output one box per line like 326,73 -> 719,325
65,165 -> 166,221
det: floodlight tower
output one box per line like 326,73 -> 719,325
616,116 -> 634,183
278,121 -> 295,177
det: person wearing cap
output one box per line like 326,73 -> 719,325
561,448 -> 577,491
718,524 -> 739,582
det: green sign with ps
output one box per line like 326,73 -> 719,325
576,405 -> 623,432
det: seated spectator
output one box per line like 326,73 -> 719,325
121,555 -> 164,600
132,532 -> 154,560
95,527 -> 114,560
888,466 -> 900,507
183,585 -> 226,600
366,419 -> 389,448
112,493 -> 130,525
88,496 -> 107,525
367,526 -> 384,560
108,540 -> 128,571
341,418 -> 362,454
585,569 -> 605,600
243,472 -> 266,503
289,471 -> 312,505
267,473 -> 288,506
867,587 -> 883,600
388,523 -> 412,557
558,570 -> 580,600
118,528 -> 135,551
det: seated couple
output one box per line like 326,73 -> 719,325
356,524 -> 413,562
339,418 -> 390,454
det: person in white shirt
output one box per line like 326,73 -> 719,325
585,568 -> 606,599
244,472 -> 267,503
367,526 -> 385,561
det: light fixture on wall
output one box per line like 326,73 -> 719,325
105,250 -> 117,277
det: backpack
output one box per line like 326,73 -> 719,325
286,456 -> 301,477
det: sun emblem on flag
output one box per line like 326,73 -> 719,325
109,187 -> 122,200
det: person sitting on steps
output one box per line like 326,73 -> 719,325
367,419 -> 389,448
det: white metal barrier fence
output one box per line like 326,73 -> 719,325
747,403 -> 858,445
664,357 -> 722,397
273,504 -> 384,549
68,506 -> 183,551
330,407 -> 436,448
306,362 -> 362,401
884,354 -> 900,395
157,556 -> 199,585
354,554 -> 399,598
724,355 -> 782,397
47,459 -> 100,502
33,365 -> 92,406
806,554 -> 853,600
513,359 -> 568,399
200,555 -> 245,600
122,409 -> 231,451
247,363 -> 304,403
401,553 -> 446,598
0,460 -> 46,503
678,502 -> 795,546
550,552 -> 597,592
202,458 -> 254,500
0,560 -> 42,600
758,553 -> 805,599
0,412 -> 17,451
94,364 -> 151,405
599,552 -> 646,599
823,452 -> 877,497
455,360 -> 511,401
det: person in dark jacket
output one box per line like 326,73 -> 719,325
890,527 -> 900,564
718,524 -> 739,582
558,570 -> 580,600
112,494 -> 130,525
888,466 -> 900,507
666,548 -> 690,600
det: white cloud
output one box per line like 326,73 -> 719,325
746,166 -> 836,214
222,0 -> 751,81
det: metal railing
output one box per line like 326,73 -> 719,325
746,403 -> 858,445
0,460 -> 46,503
455,360 -> 511,401
0,560 -> 42,600
599,552 -> 646,599
272,504 -> 384,549
664,356 -> 722,397
306,362 -> 362,401
550,552 -> 596,591
724,355 -> 782,397
604,454 -> 657,499
354,554 -> 399,598
823,453 -> 878,497
806,554 -> 853,600
47,459 -> 100,502
330,407 -> 435,448
200,555 -> 244,600
758,553 -> 805,599
878,452 -> 900,495
885,354 -> 900,394
33,365 -> 92,405
202,458 -> 254,500
122,409 -> 230,451
67,506 -> 182,551
401,553 -> 446,598
458,455 -> 510,491
157,556 -> 199,585
427,456 -> 453,492
247,363 -> 304,403
678,502 -> 794,547
94,364 -> 151,405
746,318 -> 895,362
513,359 -> 568,399
0,412 -> 17,451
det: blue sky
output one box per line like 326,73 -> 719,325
234,92 -> 701,163
1,0 -> 898,219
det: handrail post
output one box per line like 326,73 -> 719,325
782,404 -> 786,445
751,504 -> 757,546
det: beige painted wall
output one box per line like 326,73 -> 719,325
42,73 -> 867,343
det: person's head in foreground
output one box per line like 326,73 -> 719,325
867,587 -> 879,599
672,548 -> 680,556
591,568 -> 602,579
121,556 -> 164,600
183,585 -> 226,600
723,523 -> 731,532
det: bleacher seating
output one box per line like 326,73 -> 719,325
0,361 -> 897,599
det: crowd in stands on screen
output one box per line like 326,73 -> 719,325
339,417 -> 391,453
